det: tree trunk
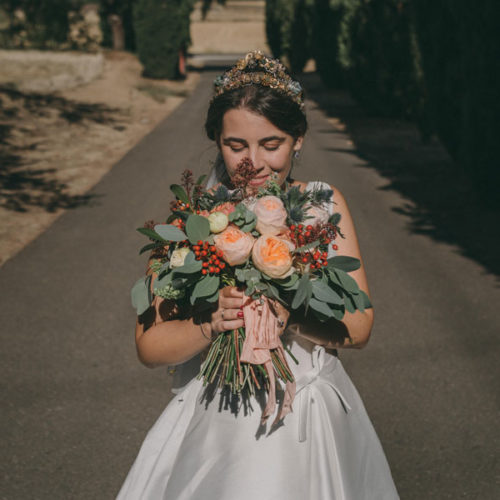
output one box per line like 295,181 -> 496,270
108,14 -> 125,50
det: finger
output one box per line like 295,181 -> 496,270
220,309 -> 244,321
221,319 -> 245,331
221,286 -> 245,298
219,297 -> 245,310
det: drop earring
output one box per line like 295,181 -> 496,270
293,150 -> 300,159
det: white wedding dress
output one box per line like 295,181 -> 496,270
117,182 -> 399,500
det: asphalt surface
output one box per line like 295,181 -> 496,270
1,58 -> 499,499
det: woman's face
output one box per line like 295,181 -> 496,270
218,107 -> 303,190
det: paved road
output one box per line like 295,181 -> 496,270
1,59 -> 499,499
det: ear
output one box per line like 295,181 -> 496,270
293,136 -> 304,151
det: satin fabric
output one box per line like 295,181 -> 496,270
117,331 -> 399,499
117,182 -> 399,499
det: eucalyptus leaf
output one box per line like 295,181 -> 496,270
359,290 -> 373,309
131,276 -> 152,316
334,269 -> 360,294
332,306 -> 345,321
351,290 -> 366,312
172,259 -> 203,275
153,271 -> 173,291
154,224 -> 187,242
327,256 -> 361,272
170,184 -> 189,204
185,214 -> 210,245
196,174 -> 207,185
139,242 -> 156,255
344,294 -> 356,313
309,298 -> 334,318
137,227 -> 167,243
191,275 -> 220,304
292,274 -> 312,309
312,279 -> 343,305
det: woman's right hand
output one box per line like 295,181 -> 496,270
208,286 -> 245,337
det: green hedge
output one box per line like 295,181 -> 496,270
133,0 -> 193,79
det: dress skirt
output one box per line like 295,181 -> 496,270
117,332 -> 399,500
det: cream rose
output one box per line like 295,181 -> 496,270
254,195 -> 287,235
213,225 -> 255,265
252,235 -> 294,279
169,246 -> 190,268
304,204 -> 329,227
207,211 -> 229,233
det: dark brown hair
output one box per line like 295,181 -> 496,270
205,84 -> 308,144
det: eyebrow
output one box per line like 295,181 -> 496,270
222,135 -> 286,144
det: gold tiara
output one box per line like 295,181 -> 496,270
212,50 -> 305,109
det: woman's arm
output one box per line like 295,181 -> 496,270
288,185 -> 374,349
135,286 -> 246,368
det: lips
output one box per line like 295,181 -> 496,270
249,175 -> 269,186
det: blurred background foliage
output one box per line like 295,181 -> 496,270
0,0 -> 497,205
266,0 -> 499,207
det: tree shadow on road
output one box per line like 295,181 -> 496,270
0,85 -> 122,213
300,72 -> 500,280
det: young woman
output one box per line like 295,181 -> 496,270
117,51 -> 399,499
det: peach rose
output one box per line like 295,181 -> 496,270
252,235 -> 294,278
254,196 -> 287,235
304,204 -> 329,227
213,225 -> 255,265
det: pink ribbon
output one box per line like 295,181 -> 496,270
240,297 -> 296,426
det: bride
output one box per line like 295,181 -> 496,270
117,51 -> 399,499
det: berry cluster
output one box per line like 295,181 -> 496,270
171,199 -> 192,212
193,240 -> 226,275
289,223 -> 338,251
290,223 -> 339,270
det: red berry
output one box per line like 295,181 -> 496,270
290,225 -> 296,231
298,224 -> 304,231
193,245 -> 200,251
217,250 -> 223,258
314,252 -> 320,260
219,262 -> 225,269
201,269 -> 207,275
215,259 -> 220,266
202,262 -> 209,268
305,231 -> 311,237
197,240 -> 203,246
332,244 -> 338,250
201,250 -> 207,257
215,267 -> 221,273
302,257 -> 308,263
306,225 -> 313,231
209,266 -> 215,273
322,260 -> 328,267
186,203 -> 190,208
322,252 -> 328,259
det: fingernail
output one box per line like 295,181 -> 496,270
237,311 -> 244,318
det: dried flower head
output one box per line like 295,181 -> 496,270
231,157 -> 258,190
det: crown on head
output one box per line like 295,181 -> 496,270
212,50 -> 304,109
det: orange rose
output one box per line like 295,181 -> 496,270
213,225 -> 255,265
254,196 -> 287,235
252,235 -> 294,278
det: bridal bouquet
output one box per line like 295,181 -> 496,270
131,161 -> 371,422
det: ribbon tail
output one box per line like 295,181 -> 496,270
261,359 -> 276,424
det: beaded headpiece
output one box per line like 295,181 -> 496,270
212,50 -> 305,109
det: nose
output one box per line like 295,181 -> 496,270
248,147 -> 265,173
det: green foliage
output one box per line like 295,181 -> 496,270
0,0 -> 78,48
265,0 -> 313,73
228,204 -> 257,232
133,0 -> 194,79
185,214 -> 210,244
412,0 -> 500,205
